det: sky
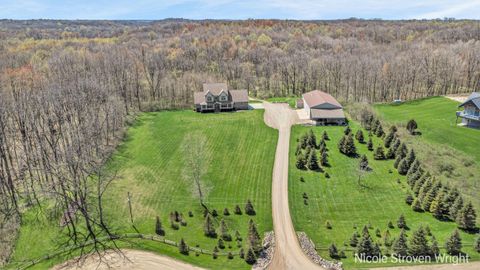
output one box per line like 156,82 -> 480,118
1,0 -> 480,20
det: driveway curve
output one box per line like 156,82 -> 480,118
264,102 -> 323,270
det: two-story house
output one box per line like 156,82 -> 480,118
457,92 -> 480,128
194,83 -> 248,112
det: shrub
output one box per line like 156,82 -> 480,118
228,252 -> 234,259
239,248 -> 245,259
406,119 -> 418,135
325,172 -> 330,178
325,220 -> 332,229
212,209 -> 218,217
387,221 -> 394,229
188,211 -> 193,217
223,208 -> 230,216
405,193 -> 414,205
329,243 -> 339,259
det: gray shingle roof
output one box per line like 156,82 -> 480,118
203,83 -> 228,95
230,90 -> 248,103
459,92 -> 480,109
310,108 -> 345,119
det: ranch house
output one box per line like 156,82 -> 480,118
456,92 -> 480,128
296,90 -> 346,125
194,83 -> 249,112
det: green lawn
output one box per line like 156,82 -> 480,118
288,122 -> 479,269
9,110 -> 277,270
374,97 -> 480,210
266,97 -> 298,108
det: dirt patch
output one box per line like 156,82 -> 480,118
444,94 -> 470,103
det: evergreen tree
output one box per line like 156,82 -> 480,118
223,208 -> 230,216
203,214 -> 216,237
422,180 -> 442,212
350,231 -> 359,247
374,146 -> 385,160
445,229 -> 462,256
375,124 -> 384,137
406,119 -> 418,135
235,230 -> 242,241
397,214 -> 407,229
408,226 -> 430,257
234,205 -> 242,215
295,143 -> 302,156
385,147 -> 395,159
296,152 -> 306,170
388,221 -> 394,229
384,131 -> 395,148
375,228 -> 381,237
407,167 -> 422,187
450,196 -> 464,221
372,119 -> 380,134
248,219 -> 262,254
443,187 -> 460,218
395,143 -> 408,160
329,243 -> 339,259
300,133 -> 308,149
383,230 -> 392,247
155,216 -> 165,236
405,193 -> 414,205
392,229 -> 408,257
430,189 -> 448,220
218,238 -> 225,249
355,130 -> 365,143
474,236 -> 480,253
344,126 -> 351,135
359,154 -> 370,171
391,138 -> 401,154
307,150 -> 321,171
338,135 -> 346,153
245,247 -> 256,264
343,133 -> 357,156
412,198 -> 423,212
389,125 -> 398,133
322,130 -> 329,141
320,150 -> 329,166
220,219 -> 232,241
373,243 -> 382,258
405,149 -> 416,167
413,172 -> 430,196
430,236 -> 440,256
407,160 -> 420,176
397,158 -> 410,175
367,138 -> 374,151
239,248 -> 245,259
245,200 -> 256,215
318,139 -> 327,153
178,238 -> 189,255
456,202 -> 477,231
417,177 -> 433,203
357,231 -> 375,259
307,129 -> 317,148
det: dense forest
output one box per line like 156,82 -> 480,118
0,19 -> 480,264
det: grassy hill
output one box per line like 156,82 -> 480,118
288,122 -> 479,269
374,97 -> 480,211
10,110 -> 277,269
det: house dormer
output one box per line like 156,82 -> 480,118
205,91 -> 214,102
219,91 -> 228,102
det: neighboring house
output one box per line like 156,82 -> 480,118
297,90 -> 346,125
456,92 -> 480,128
194,83 -> 249,112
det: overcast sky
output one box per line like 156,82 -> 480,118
1,0 -> 480,20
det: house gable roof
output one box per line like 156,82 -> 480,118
230,90 -> 248,103
310,108 -> 345,119
203,83 -> 228,95
194,92 -> 206,104
302,90 -> 342,109
459,92 -> 480,109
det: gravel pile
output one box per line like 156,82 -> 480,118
252,231 -> 275,270
297,232 -> 343,270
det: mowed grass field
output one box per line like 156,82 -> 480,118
266,96 -> 298,108
288,122 -> 479,269
9,109 -> 277,269
374,97 -> 480,210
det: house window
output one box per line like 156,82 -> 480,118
220,95 -> 227,101
206,96 -> 213,102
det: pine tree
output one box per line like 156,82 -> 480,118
245,200 -> 256,215
239,248 -> 245,259
388,221 -> 394,229
413,172 -> 430,196
357,231 -> 375,259
407,167 -> 422,187
430,189 -> 448,220
443,187 -> 459,218
307,129 -> 317,148
417,177 -> 433,203
322,131 -> 329,141
204,214 -> 217,237
397,214 -> 407,229
344,126 -> 351,135
456,202 -> 477,231
407,160 -> 420,176
307,150 -> 321,171
375,228 -> 381,237
296,152 -> 306,170
178,238 -> 189,255
329,243 -> 339,259
412,198 -> 423,212
220,219 -> 232,241
338,135 -> 346,153
371,119 -> 379,134
375,124 -> 384,137
383,230 -> 392,247
343,133 -> 357,156
355,130 -> 365,143
391,138 -> 401,154
405,149 -> 416,167
359,154 -> 369,171
218,238 -> 225,249
374,146 -> 385,160
235,230 -> 242,241
450,196 -> 464,221
474,236 -> 480,253
295,143 -> 302,156
320,150 -> 329,166
395,143 -> 407,160
300,133 -> 308,149
422,180 -> 442,212
385,147 -> 395,159
406,119 -> 418,135
431,236 -> 440,256
248,219 -> 262,254
408,226 -> 430,257
397,158 -> 410,175
245,247 -> 256,264
155,216 -> 165,236
223,208 -> 230,216
405,193 -> 414,205
318,139 -> 327,153
445,229 -> 462,255
234,204 -> 242,215
367,138 -> 373,151
392,229 -> 408,257
384,131 -> 395,148
350,231 -> 359,247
